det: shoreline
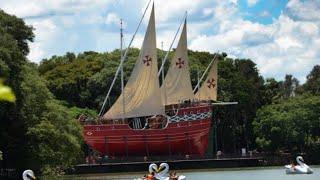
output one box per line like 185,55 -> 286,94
63,165 -> 320,178
73,156 -> 263,174
71,153 -> 320,175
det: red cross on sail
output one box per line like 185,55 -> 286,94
143,55 -> 152,66
175,58 -> 185,68
207,78 -> 216,88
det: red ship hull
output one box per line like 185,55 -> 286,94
83,104 -> 212,156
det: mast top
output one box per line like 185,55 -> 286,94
120,19 -> 123,36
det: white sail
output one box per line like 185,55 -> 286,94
161,20 -> 194,105
104,5 -> 164,119
195,59 -> 218,101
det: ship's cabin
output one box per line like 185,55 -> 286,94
127,115 -> 167,130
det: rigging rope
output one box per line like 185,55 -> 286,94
193,52 -> 219,93
157,12 -> 187,77
99,0 -> 153,117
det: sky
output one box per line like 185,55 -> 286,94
0,0 -> 319,83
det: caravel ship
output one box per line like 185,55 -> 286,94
80,3 -> 219,157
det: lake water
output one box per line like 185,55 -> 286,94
60,166 -> 320,180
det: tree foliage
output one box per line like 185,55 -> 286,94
27,100 -> 83,174
40,51 -> 105,108
253,94 -> 320,153
0,10 -> 82,174
0,9 -> 34,55
303,65 -> 320,95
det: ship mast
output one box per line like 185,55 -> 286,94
197,68 -> 200,98
120,19 -> 125,121
161,41 -> 167,105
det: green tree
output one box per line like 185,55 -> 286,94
303,65 -> 320,95
253,94 -> 320,152
27,100 -> 82,174
0,9 -> 82,175
0,9 -> 34,55
39,48 -> 140,110
215,58 -> 265,150
281,74 -> 299,98
39,51 -> 105,108
261,78 -> 281,104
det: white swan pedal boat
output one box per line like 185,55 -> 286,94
285,156 -> 313,174
136,163 -> 186,180
22,170 -> 36,180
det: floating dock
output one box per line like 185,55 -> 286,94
74,156 -> 263,174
